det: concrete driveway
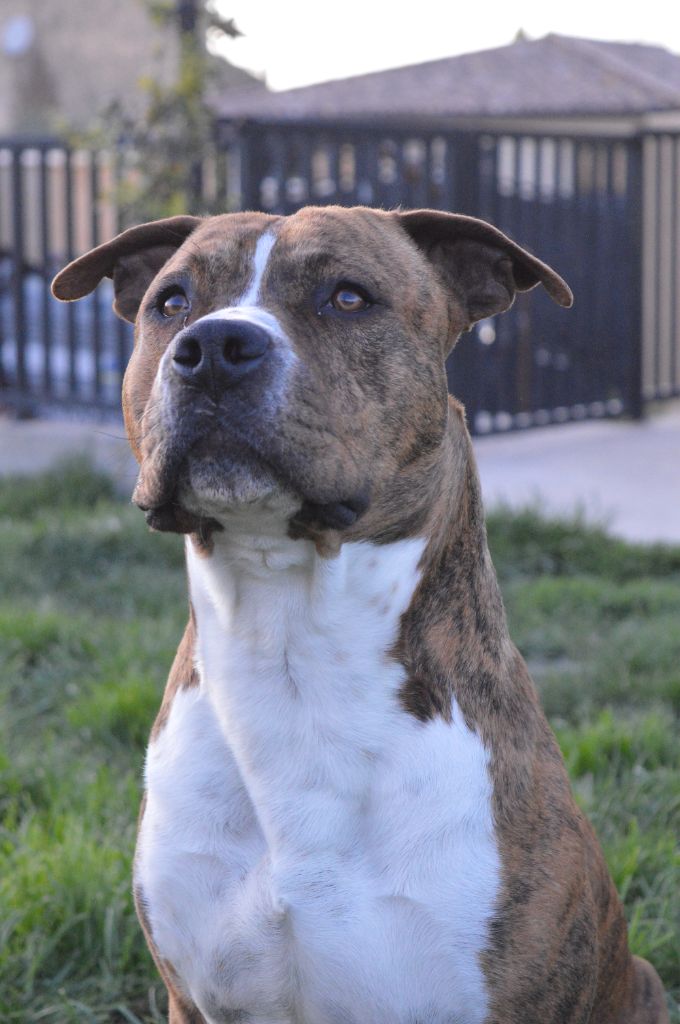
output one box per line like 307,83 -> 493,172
1,405 -> 678,545
473,403 -> 680,544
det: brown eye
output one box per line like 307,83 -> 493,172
330,286 -> 369,313
160,290 -> 190,318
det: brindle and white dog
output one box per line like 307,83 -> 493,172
53,207 -> 669,1024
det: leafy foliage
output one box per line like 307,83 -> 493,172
93,2 -> 244,224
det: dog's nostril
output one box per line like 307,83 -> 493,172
223,335 -> 267,364
173,337 -> 202,369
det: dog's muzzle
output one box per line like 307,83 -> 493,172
171,318 -> 272,391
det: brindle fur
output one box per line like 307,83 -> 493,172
52,207 -> 669,1024
393,400 -> 668,1023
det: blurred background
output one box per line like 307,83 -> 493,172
0,5 -> 678,1022
1,0 -> 680,441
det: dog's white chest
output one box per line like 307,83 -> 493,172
135,536 -> 500,1024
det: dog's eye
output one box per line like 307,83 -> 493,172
160,290 -> 190,318
330,286 -> 370,313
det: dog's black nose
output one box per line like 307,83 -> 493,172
171,318 -> 271,387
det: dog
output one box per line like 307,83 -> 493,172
52,206 -> 669,1024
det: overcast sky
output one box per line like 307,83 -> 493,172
213,0 -> 680,90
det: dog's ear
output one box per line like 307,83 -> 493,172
397,209 -> 572,331
51,215 -> 202,323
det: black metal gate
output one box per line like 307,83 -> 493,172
0,122 -> 669,433
226,121 -> 645,433
0,138 -> 133,413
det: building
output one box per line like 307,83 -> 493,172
0,0 -> 263,136
216,33 -> 680,134
212,35 -> 680,423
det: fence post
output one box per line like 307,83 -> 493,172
238,123 -> 264,211
10,147 -> 28,401
451,132 -> 480,215
626,136 -> 644,420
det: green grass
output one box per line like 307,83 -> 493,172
0,462 -> 678,1021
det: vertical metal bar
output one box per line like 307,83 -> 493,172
263,129 -> 283,214
10,146 -> 27,396
446,131 -> 483,426
212,142 -> 226,210
0,150 -> 6,388
643,131 -> 659,399
510,135 -> 523,240
574,140 -> 594,409
517,136 -> 542,419
500,136 -> 523,425
590,145 -> 606,412
452,132 -> 480,216
407,135 -> 428,209
113,145 -> 131,402
238,124 -> 264,212
657,135 -> 673,395
437,135 -> 455,212
653,135 -> 664,398
672,137 -> 680,394
302,130 -> 316,209
393,132 -> 407,207
64,147 -> 78,397
626,137 -> 644,419
39,146 -> 52,396
347,134 -> 363,206
90,151 -> 102,399
422,134 -> 435,209
608,144 -> 627,412
550,138 -> 565,417
326,135 -> 340,205
352,133 -> 372,206
477,134 -> 497,224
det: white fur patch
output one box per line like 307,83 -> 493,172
136,530 -> 500,1024
239,230 -> 277,306
190,229 -> 296,373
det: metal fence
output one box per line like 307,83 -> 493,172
642,133 -> 680,402
1,122 -> 677,432
0,138 -> 132,411
227,120 -> 647,433
0,138 -> 229,413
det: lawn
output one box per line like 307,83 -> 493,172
0,460 -> 678,1023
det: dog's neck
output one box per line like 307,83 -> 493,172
182,414 -> 510,860
186,524 -> 426,857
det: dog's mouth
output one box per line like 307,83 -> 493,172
131,425 -> 284,534
131,389 -> 373,543
133,438 -> 371,546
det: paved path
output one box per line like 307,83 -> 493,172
0,416 -> 139,495
474,404 -> 680,544
1,407 -> 678,544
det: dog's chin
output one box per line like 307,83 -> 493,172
178,455 -> 296,522
133,437 -> 371,542
133,443 -> 295,534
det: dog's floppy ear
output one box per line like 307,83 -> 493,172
51,215 -> 202,323
397,209 -> 572,332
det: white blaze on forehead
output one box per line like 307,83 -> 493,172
189,229 -> 289,349
198,305 -> 285,342
239,230 -> 277,306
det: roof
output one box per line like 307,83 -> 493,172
214,34 -> 680,123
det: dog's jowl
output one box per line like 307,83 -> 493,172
53,207 -> 669,1024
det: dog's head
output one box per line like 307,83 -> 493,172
52,206 -> 571,547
